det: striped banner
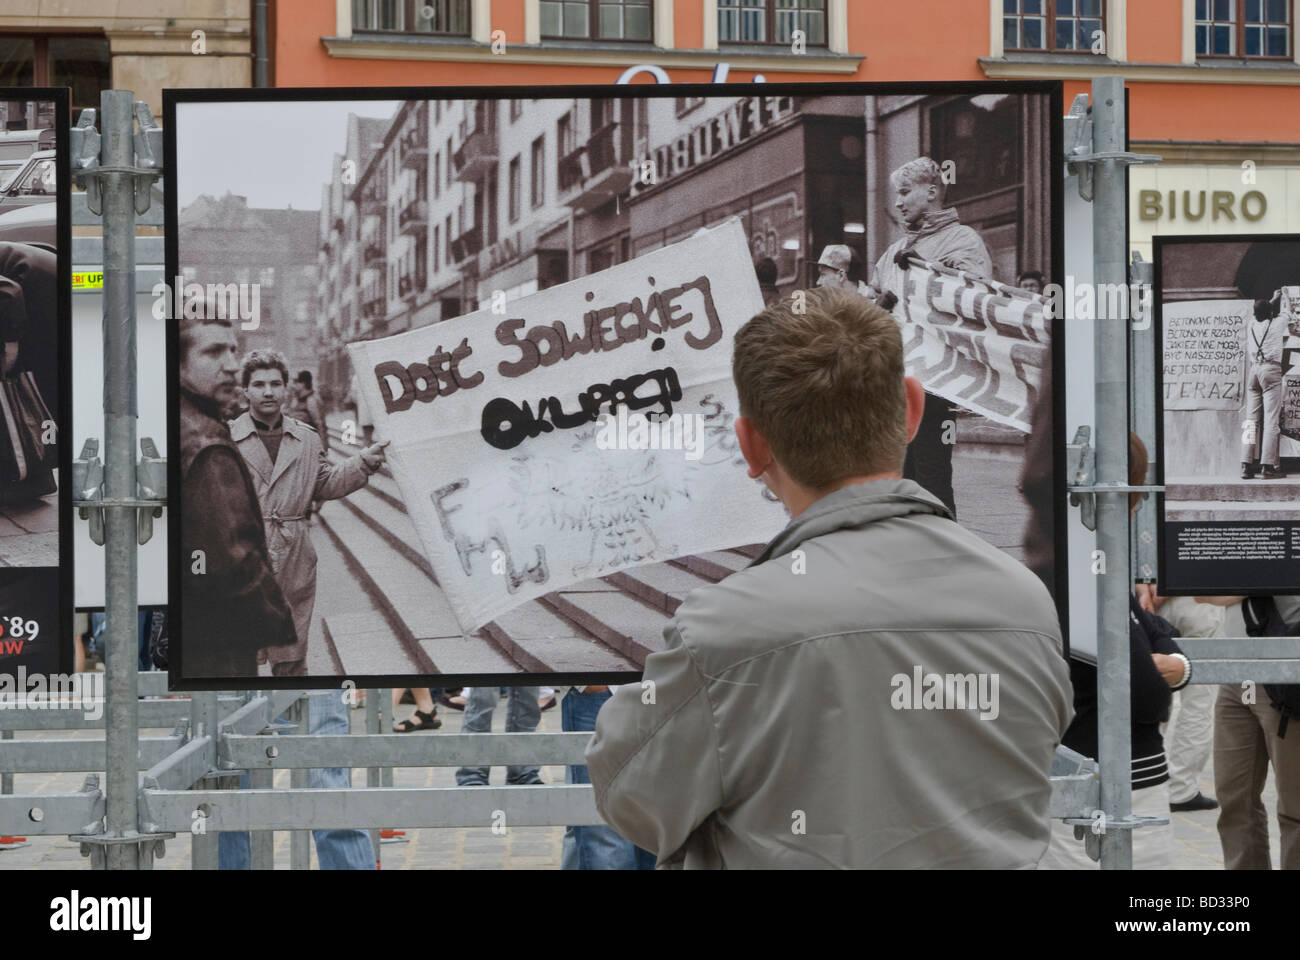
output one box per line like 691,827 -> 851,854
897,258 -> 1050,434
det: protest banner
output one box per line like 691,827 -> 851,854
1161,299 -> 1250,411
896,259 -> 1050,433
348,218 -> 788,633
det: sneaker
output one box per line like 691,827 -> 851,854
1169,792 -> 1219,812
1261,464 -> 1288,480
1241,461 -> 1259,479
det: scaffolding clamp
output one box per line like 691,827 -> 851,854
1063,92 -> 1162,201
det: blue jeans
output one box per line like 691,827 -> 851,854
561,689 -> 656,870
218,691 -> 376,870
456,685 -> 541,785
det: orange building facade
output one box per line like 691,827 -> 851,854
268,1 -> 1300,395
273,1 -> 1300,248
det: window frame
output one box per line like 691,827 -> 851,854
717,0 -> 830,47
351,0 -> 473,36
1195,0 -> 1293,59
0,33 -> 111,114
508,153 -> 521,224
530,135 -> 546,209
1003,0 -> 1108,54
539,0 -> 655,42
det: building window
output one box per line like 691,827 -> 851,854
1003,0 -> 1105,52
446,136 -> 454,187
434,151 -> 441,197
445,213 -> 453,260
557,112 -> 574,155
433,224 -> 440,271
510,99 -> 524,121
1196,0 -> 1291,56
0,34 -> 111,115
508,155 -> 521,224
530,136 -> 546,208
718,0 -> 827,45
351,0 -> 471,34
540,0 -> 653,40
676,96 -> 705,117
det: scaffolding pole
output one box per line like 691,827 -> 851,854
100,89 -> 143,871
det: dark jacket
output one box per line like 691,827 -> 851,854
1062,596 -> 1183,789
0,241 -> 57,404
180,388 -> 296,679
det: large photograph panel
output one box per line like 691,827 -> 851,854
1156,233 -> 1300,595
0,88 -> 70,683
166,84 -> 1063,689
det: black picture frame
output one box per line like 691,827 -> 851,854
164,79 -> 1067,691
0,86 -> 73,679
1154,231 -> 1300,597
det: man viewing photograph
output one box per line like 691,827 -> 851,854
586,287 -> 1073,869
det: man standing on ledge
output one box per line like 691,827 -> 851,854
868,156 -> 995,517
586,288 -> 1072,868
179,314 -> 296,678
232,349 -> 388,677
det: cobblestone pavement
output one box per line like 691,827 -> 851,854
0,687 -> 1282,870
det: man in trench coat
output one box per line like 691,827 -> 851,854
231,349 -> 388,676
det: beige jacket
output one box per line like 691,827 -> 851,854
586,478 -> 1073,868
230,413 -> 369,668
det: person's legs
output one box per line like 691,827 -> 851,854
1131,782 -> 1174,870
505,685 -> 542,784
456,687 -> 496,785
1167,683 -> 1216,804
1241,369 -> 1264,466
562,688 -> 642,869
1214,683 -> 1272,869
217,772 -> 253,870
903,391 -> 956,517
1259,363 -> 1284,468
306,691 -> 376,870
1251,695 -> 1300,869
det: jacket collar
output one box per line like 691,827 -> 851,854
906,207 -> 961,243
229,411 -> 304,487
749,477 -> 953,567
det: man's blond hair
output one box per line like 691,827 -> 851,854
732,287 -> 908,490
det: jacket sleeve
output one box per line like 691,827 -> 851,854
312,430 -> 368,501
945,227 -> 994,280
585,624 -> 724,864
185,446 -> 295,648
1129,607 -> 1175,725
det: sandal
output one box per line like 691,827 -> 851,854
393,708 -> 441,732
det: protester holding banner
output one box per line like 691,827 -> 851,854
1241,296 -> 1287,480
230,349 -> 387,677
586,287 -> 1072,868
179,314 -> 297,678
868,157 -> 996,517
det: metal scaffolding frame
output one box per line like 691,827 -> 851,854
3,81 -> 1300,870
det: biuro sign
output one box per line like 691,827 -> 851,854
348,219 -> 787,632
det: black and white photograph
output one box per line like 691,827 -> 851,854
0,92 -> 61,569
0,87 -> 68,682
1156,233 -> 1300,595
165,83 -> 1064,689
